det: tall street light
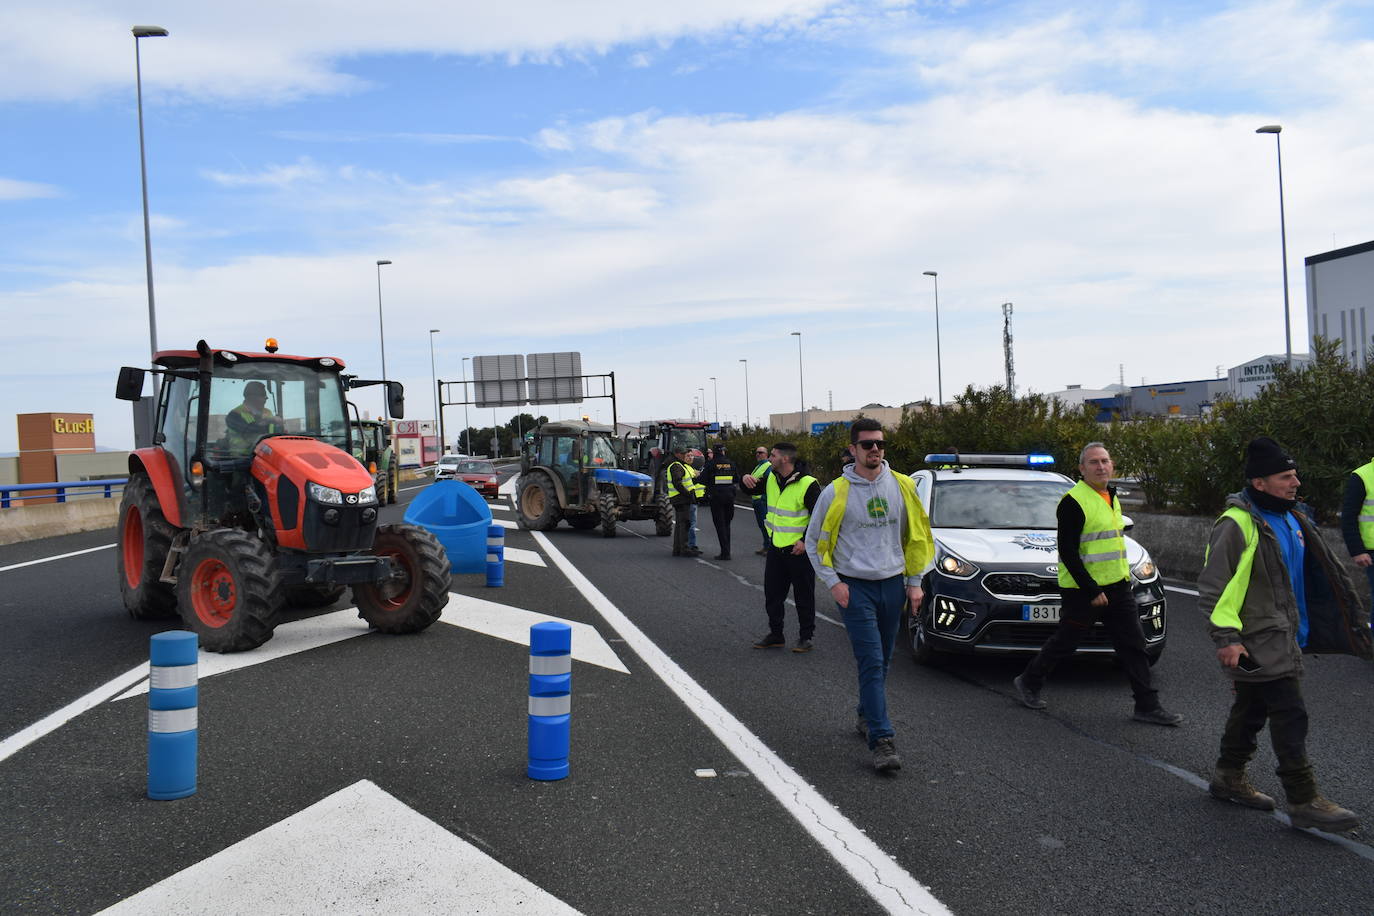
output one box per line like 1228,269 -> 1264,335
1256,125 -> 1292,367
374,259 -> 392,420
709,377 -> 719,425
461,357 -> 472,455
739,359 -> 750,429
132,25 -> 168,392
698,387 -> 705,424
428,329 -> 440,461
790,331 -> 804,431
922,270 -> 943,405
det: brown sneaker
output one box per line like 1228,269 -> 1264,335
1288,796 -> 1360,832
1208,768 -> 1275,810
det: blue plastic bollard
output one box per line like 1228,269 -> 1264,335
147,631 -> 198,800
528,621 -> 571,781
486,525 -> 505,587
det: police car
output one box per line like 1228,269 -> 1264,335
906,453 -> 1167,665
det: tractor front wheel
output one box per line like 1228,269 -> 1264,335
177,528 -> 283,652
353,524 -> 450,634
117,474 -> 179,620
654,494 -> 673,537
598,490 -> 619,538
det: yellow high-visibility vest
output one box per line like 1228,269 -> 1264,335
1057,479 -> 1129,588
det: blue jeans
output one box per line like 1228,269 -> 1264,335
838,574 -> 906,748
752,500 -> 768,542
687,504 -> 698,548
1365,565 -> 1374,629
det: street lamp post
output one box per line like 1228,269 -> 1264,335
709,377 -> 719,425
132,25 -> 168,393
790,331 -> 804,431
698,387 -> 705,424
428,329 -> 440,462
461,357 -> 471,455
922,270 -> 943,404
739,359 -> 750,429
1255,125 -> 1292,367
375,259 -> 392,419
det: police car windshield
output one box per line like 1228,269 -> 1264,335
931,478 -> 1070,529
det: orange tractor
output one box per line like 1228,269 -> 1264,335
114,339 -> 450,652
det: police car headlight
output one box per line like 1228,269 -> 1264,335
307,482 -> 344,505
356,485 -> 378,506
937,550 -> 979,579
1131,556 -> 1158,582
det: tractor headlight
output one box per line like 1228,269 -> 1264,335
1131,555 -> 1158,582
356,485 -> 378,506
307,482 -> 344,505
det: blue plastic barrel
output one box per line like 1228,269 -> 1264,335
404,479 -> 494,574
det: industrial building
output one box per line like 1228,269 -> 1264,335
1306,239 -> 1374,368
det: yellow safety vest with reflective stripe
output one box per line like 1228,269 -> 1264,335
749,460 -> 770,501
1354,460 -> 1374,549
765,471 -> 817,547
665,460 -> 705,500
225,403 -> 279,455
1057,479 -> 1129,588
814,474 -> 933,577
1205,506 -> 1260,633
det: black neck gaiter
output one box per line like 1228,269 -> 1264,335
1245,485 -> 1297,515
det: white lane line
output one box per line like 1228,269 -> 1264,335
491,518 -> 517,530
1164,584 -> 1199,596
0,661 -> 149,765
0,543 -> 114,573
530,530 -> 948,916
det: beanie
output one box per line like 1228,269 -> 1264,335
1244,436 -> 1296,479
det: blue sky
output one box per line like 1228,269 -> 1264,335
3,0 -> 1374,452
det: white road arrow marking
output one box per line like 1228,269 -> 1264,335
503,545 -> 546,566
438,593 -> 629,674
95,779 -> 582,915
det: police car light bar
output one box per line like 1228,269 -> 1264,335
924,453 -> 1055,468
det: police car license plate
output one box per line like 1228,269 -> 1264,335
1022,603 -> 1061,622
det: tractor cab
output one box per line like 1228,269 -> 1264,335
516,419 -> 656,536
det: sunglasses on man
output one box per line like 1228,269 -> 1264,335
855,440 -> 886,451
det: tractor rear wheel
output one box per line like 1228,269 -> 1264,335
387,466 -> 399,505
353,524 -> 450,634
177,528 -> 283,652
117,474 -> 178,620
517,473 -> 560,530
598,490 -> 619,538
654,494 -> 673,537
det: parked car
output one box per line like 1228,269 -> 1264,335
904,453 -> 1167,665
442,458 -> 500,499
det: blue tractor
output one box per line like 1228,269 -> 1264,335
516,419 -> 656,537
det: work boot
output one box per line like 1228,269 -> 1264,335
755,546 -> 768,555
1131,707 -> 1184,727
792,638 -> 813,653
1012,674 -> 1047,710
715,552 -> 731,561
1288,796 -> 1360,832
685,546 -> 702,557
872,737 -> 902,772
1209,768 -> 1276,810
752,632 -> 785,649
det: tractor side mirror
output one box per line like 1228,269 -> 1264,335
386,381 -> 405,419
115,366 -> 146,401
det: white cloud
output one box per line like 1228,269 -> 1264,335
202,158 -> 326,188
0,177 -> 61,200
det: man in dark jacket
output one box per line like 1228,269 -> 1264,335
700,443 -> 738,560
1198,437 -> 1373,832
665,445 -> 704,558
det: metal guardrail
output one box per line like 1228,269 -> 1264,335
1,478 -> 128,509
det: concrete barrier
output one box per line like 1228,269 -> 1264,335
0,498 -> 120,546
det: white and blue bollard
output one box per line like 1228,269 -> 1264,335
486,524 -> 505,588
147,631 -> 198,800
528,621 -> 571,781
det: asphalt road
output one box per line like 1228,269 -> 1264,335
2,473 -> 1373,915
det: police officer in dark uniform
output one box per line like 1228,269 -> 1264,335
701,443 -> 738,560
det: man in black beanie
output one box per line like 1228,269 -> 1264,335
1197,436 -> 1372,831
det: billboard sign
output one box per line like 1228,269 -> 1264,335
527,351 -> 583,405
473,354 -> 527,408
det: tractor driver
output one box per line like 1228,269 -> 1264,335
225,381 -> 283,456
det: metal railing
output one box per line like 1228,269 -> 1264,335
1,478 -> 128,509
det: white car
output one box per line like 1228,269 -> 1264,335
905,453 -> 1167,665
433,454 -> 469,480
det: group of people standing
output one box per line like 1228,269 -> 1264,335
658,425 -> 1373,830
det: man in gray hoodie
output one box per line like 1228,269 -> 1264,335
805,419 -> 934,772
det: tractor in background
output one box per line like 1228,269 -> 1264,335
516,419 -> 657,537
114,338 -> 450,652
349,415 -> 398,505
623,419 -> 718,536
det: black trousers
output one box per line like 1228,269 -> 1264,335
1020,579 -> 1159,712
709,493 -> 735,556
1216,677 -> 1316,804
672,503 -> 692,555
763,544 -> 816,640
